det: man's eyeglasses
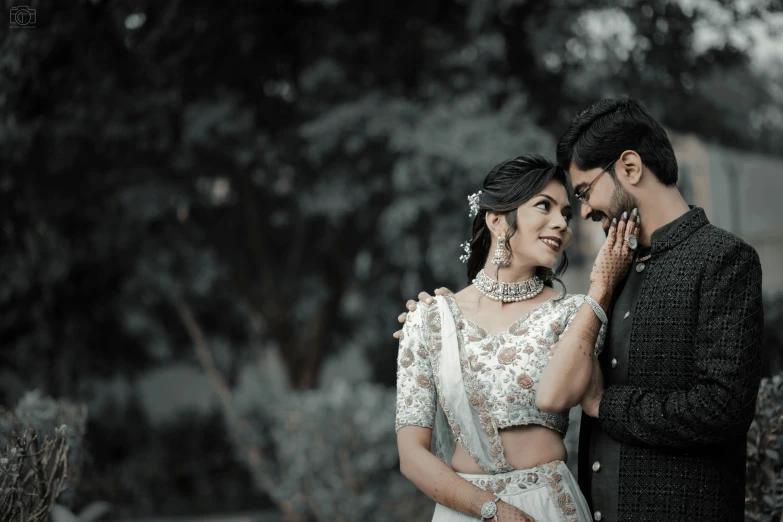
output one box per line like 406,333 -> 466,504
574,158 -> 616,204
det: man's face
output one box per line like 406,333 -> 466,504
569,161 -> 639,236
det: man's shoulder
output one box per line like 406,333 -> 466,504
696,223 -> 752,247
686,223 -> 759,266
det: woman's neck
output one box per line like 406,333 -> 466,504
480,261 -> 537,284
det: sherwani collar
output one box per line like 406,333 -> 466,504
650,206 -> 709,255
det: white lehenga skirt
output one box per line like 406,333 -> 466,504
431,460 -> 591,522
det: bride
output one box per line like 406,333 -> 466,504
394,154 -> 638,521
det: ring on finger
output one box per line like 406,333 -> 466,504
625,233 -> 638,250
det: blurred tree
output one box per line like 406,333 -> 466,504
2,0 -> 780,392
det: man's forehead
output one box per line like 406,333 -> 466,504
567,163 -> 591,191
568,161 -> 590,179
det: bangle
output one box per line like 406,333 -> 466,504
584,295 -> 608,325
480,496 -> 500,521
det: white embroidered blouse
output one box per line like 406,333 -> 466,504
395,293 -> 606,439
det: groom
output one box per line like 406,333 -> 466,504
395,96 -> 763,521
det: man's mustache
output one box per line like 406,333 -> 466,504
588,211 -> 606,223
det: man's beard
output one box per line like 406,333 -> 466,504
600,177 -> 640,236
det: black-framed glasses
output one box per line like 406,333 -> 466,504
574,158 -> 617,204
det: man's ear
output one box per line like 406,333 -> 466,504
485,211 -> 508,238
619,150 -> 643,186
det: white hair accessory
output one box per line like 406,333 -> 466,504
467,190 -> 482,218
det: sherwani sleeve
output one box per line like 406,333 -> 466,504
598,241 -> 763,448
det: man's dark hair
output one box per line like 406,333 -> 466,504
556,95 -> 678,186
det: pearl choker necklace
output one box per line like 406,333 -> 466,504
473,269 -> 544,302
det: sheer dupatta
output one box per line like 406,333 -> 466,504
431,295 -> 513,474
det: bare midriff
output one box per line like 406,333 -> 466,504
450,424 -> 567,473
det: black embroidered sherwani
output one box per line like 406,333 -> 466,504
578,207 -> 764,522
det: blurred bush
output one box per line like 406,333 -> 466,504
78,404 -> 269,519
224,368 -> 783,522
746,373 -> 783,522
0,391 -> 87,521
234,380 -> 432,522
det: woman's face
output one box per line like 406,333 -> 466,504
506,179 -> 573,269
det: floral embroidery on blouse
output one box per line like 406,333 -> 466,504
395,293 -> 606,441
395,304 -> 437,431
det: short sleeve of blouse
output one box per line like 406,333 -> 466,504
395,303 -> 437,432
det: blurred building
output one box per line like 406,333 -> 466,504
673,134 -> 783,295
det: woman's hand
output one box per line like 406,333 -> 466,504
589,209 -> 639,298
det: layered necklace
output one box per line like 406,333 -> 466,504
473,269 -> 544,302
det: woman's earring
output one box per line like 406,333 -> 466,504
539,267 -> 554,282
492,236 -> 511,267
